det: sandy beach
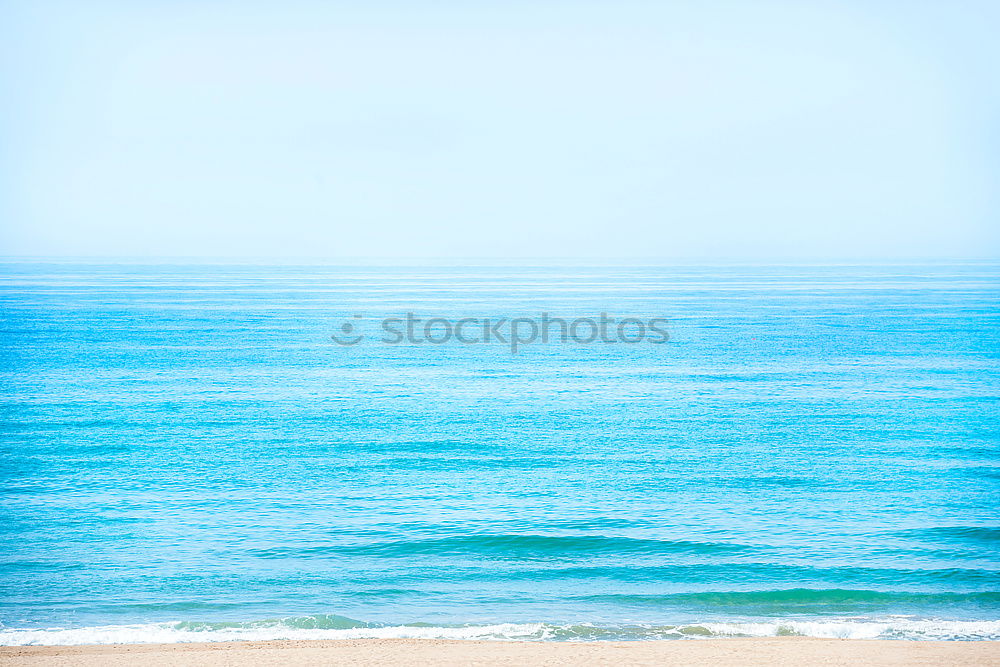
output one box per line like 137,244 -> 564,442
1,638 -> 998,666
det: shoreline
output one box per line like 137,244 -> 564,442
2,638 -> 998,666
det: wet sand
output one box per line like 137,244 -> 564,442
1,638 -> 998,666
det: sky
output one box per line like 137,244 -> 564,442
2,0 -> 998,260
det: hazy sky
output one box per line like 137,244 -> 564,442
2,0 -> 998,260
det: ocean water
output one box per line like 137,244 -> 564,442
1,261 -> 999,644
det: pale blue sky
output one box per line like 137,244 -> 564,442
2,0 -> 998,260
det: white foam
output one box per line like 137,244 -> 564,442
697,618 -> 1000,641
0,622 -> 552,646
1,619 -> 998,646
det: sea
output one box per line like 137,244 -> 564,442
1,261 -> 998,644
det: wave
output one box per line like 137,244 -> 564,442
247,534 -> 755,559
2,615 -> 1000,645
572,589 -> 1000,616
488,563 -> 1000,586
578,589 -> 1000,607
896,526 -> 1000,544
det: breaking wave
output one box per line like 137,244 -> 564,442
2,615 -> 999,645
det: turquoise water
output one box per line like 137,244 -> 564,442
1,262 -> 999,643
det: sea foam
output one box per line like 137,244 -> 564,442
2,617 -> 999,646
